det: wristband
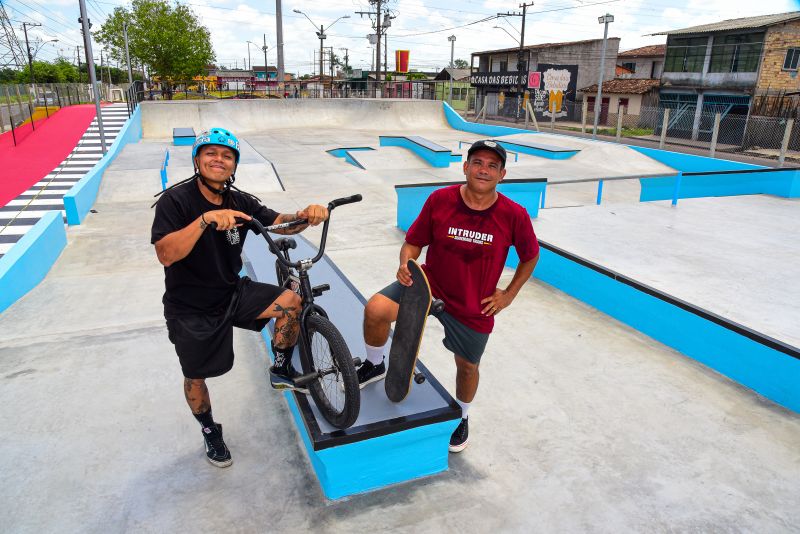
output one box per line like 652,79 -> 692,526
200,213 -> 209,230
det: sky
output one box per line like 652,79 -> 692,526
6,0 -> 800,75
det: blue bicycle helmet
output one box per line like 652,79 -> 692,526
192,127 -> 240,163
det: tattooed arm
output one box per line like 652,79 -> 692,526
272,204 -> 328,235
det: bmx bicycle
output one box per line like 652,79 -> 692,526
234,195 -> 362,429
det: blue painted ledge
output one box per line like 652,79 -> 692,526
379,136 -> 457,168
641,167 -> 800,202
510,240 -> 800,414
261,335 -> 458,500
0,212 -> 67,313
394,178 -> 547,231
442,101 -> 534,137
64,105 -> 142,225
326,147 -> 374,169
495,139 -> 580,160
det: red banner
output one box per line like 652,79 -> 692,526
395,50 -> 410,73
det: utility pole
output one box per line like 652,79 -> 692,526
497,3 -> 532,122
593,14 -> 614,140
21,21 -> 40,100
293,10 -> 349,97
262,34 -> 269,94
448,35 -> 456,104
76,46 -> 82,84
78,0 -> 107,154
356,1 -> 382,97
123,22 -> 133,84
275,0 -> 285,92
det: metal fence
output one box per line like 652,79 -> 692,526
0,82 -> 133,146
470,98 -> 800,165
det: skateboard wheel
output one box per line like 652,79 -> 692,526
414,373 -> 426,384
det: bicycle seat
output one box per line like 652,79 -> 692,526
274,237 -> 297,252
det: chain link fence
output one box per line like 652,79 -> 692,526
465,97 -> 799,165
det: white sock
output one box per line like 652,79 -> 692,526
365,343 -> 385,365
456,399 -> 471,419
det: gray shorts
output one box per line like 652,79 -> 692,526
379,281 -> 489,365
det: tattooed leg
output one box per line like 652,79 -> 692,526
257,290 -> 302,348
184,378 -> 211,414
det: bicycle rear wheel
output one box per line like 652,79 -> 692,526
301,314 -> 360,429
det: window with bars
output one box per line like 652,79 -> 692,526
708,32 -> 764,73
664,37 -> 708,73
784,48 -> 800,71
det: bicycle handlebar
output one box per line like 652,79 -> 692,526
209,194 -> 362,269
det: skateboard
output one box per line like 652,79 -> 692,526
385,259 -> 444,402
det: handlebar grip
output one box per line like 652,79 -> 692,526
328,194 -> 362,209
208,217 -> 249,232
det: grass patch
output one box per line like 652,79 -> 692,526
556,125 -> 654,137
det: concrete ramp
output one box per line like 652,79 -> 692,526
140,99 -> 450,138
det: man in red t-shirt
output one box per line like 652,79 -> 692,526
359,140 -> 540,452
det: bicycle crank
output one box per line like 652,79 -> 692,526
293,367 -> 340,387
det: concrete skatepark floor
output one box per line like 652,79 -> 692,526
1,99 -> 798,532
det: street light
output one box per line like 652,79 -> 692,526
30,38 -> 58,104
293,9 -> 350,96
593,13 -> 614,140
492,26 -> 520,45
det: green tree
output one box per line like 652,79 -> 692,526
0,67 -> 18,83
454,59 -> 469,69
95,0 -> 214,95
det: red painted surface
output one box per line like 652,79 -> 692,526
0,104 -> 97,207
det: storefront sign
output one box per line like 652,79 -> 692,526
470,72 -> 525,87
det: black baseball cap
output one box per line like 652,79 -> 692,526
467,140 -> 507,167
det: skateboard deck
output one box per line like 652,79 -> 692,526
385,260 -> 432,402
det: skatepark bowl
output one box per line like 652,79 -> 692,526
0,98 -> 798,531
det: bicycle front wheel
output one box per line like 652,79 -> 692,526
301,314 -> 360,429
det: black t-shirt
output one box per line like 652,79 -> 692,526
150,179 -> 279,317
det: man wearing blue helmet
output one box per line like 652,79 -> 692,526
151,127 -> 327,468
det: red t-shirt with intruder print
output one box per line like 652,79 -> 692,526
405,185 -> 539,333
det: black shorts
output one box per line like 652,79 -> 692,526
378,281 -> 490,365
166,277 -> 285,379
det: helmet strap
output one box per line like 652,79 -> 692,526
195,171 -> 237,196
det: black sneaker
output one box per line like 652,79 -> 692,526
202,423 -> 232,468
269,361 -> 308,394
449,418 -> 469,453
357,359 -> 386,388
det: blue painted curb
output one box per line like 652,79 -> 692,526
640,168 -> 800,202
64,106 -> 143,225
442,101 -> 535,137
0,212 -> 67,313
508,241 -> 800,413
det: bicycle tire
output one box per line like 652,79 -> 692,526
301,314 -> 360,429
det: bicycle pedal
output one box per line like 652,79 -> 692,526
312,284 -> 331,297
